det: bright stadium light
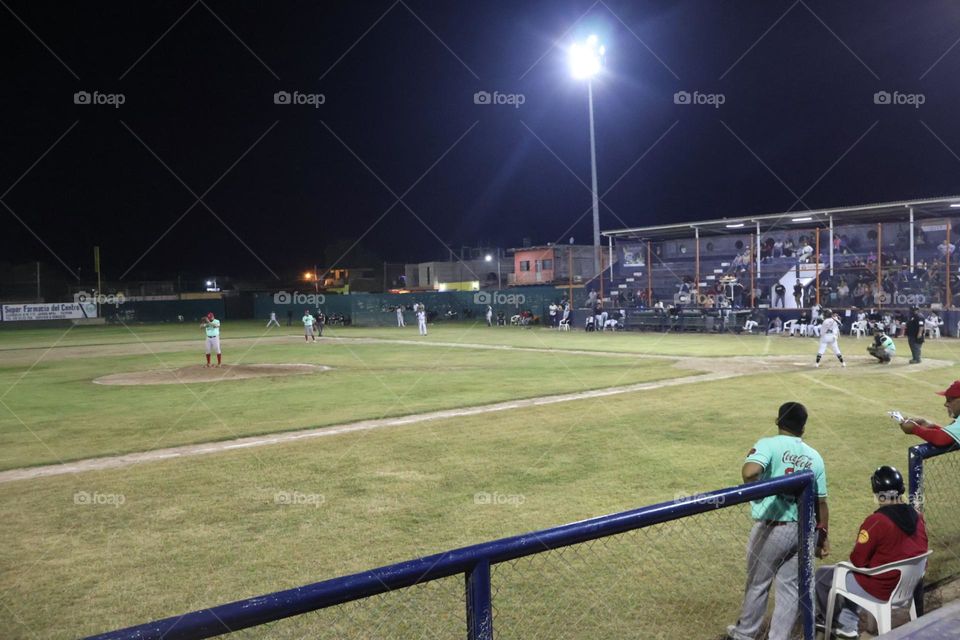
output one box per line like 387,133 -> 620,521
568,34 -> 606,277
568,34 -> 605,79
725,223 -> 745,228
950,203 -> 960,208
484,254 -> 493,262
791,216 -> 813,222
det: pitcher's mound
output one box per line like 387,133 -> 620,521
94,363 -> 332,386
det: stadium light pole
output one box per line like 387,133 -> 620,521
569,35 -> 605,279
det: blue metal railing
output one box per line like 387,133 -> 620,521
86,472 -> 817,640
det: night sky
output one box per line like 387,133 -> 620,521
3,1 -> 960,282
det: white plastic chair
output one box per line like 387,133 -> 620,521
851,320 -> 867,338
824,550 -> 931,638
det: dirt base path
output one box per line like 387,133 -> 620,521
93,363 -> 332,386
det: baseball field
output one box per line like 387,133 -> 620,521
1,321 -> 958,638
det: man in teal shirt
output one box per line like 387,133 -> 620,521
727,402 -> 830,640
868,328 -> 896,364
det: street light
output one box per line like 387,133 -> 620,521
569,34 -> 605,278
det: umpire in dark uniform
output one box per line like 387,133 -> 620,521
906,306 -> 924,364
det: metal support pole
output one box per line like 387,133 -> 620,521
797,477 -> 817,640
907,445 -> 927,617
756,221 -> 761,277
877,224 -> 883,309
465,560 -> 493,640
828,215 -> 834,277
588,80 -> 601,279
947,220 -> 952,308
694,227 -> 700,299
35,261 -> 41,301
750,234 -> 755,307
909,207 -> 915,273
608,236 -> 614,301
815,229 -> 820,307
647,241 -> 652,306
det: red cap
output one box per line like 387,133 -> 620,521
207,312 -> 214,319
936,380 -> 960,399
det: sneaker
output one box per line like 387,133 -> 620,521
815,362 -> 820,368
841,361 -> 846,368
834,628 -> 858,638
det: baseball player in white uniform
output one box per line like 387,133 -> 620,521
486,305 -> 493,327
396,306 -> 405,327
201,312 -> 221,367
416,304 -> 427,336
266,311 -> 280,328
815,309 -> 845,368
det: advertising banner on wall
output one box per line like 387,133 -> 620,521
1,302 -> 97,321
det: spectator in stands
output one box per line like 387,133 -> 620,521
774,282 -> 786,308
726,402 -> 829,640
897,379 -> 960,447
773,238 -> 784,258
793,282 -> 803,307
938,239 -> 955,258
798,242 -> 814,263
836,279 -> 850,301
815,466 -> 927,639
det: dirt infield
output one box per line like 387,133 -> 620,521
93,363 -> 332,386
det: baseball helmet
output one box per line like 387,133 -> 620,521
871,465 -> 904,495
822,308 -> 832,317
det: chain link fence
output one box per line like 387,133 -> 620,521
491,506 -> 759,640
88,474 -> 817,640
911,445 -> 960,585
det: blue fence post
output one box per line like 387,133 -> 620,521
796,473 -> 816,640
908,444 -> 925,511
907,445 -> 926,616
465,560 -> 493,640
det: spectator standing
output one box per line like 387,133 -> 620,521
793,281 -> 803,307
774,282 -> 786,308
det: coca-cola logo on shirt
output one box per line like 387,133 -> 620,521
782,452 -> 814,470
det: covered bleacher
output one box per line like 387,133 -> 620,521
599,196 -> 960,332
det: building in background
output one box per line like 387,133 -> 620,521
508,244 -> 601,286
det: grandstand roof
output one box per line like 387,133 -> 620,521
602,195 -> 960,241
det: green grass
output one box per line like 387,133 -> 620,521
1,323 -> 959,638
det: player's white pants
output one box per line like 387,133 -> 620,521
418,319 -> 427,335
305,326 -> 314,338
817,335 -> 841,356
205,336 -> 221,355
744,320 -> 758,332
266,318 -> 280,327
397,312 -> 405,327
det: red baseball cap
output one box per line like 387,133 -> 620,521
206,312 -> 214,319
936,381 -> 960,399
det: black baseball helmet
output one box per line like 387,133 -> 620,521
871,465 -> 905,495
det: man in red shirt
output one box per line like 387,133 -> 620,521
814,466 -> 928,638
896,379 -> 960,447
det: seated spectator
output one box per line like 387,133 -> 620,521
938,239 -> 955,258
815,466 -> 927,639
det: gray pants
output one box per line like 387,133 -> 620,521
729,521 -> 799,640
815,566 -> 866,634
